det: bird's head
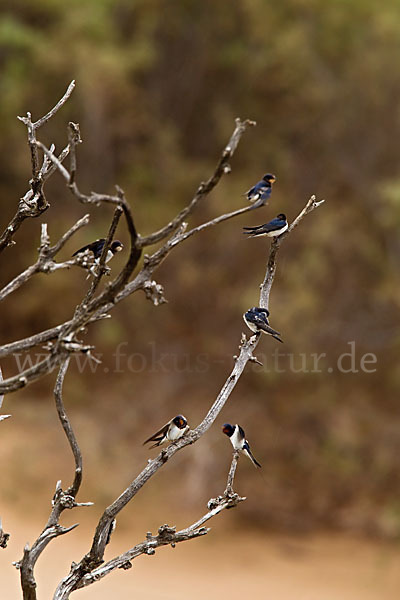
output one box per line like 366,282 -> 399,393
111,240 -> 124,254
173,415 -> 188,429
276,213 -> 286,221
262,174 -> 276,185
222,423 -> 235,437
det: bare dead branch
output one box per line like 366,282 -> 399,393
18,522 -> 79,600
0,79 -> 327,599
225,450 -> 240,494
0,82 -> 75,253
43,144 -> 71,182
175,204 -> 257,242
54,450 -> 244,598
53,358 -> 82,497
36,141 -> 70,180
0,351 -> 66,394
31,81 -> 76,130
0,324 -> 70,359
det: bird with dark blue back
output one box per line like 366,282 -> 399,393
245,173 -> 276,205
243,213 -> 288,238
72,238 -> 123,277
243,306 -> 283,343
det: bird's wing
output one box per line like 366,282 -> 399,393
263,217 -> 286,231
248,183 -> 271,203
72,238 -> 105,257
249,312 -> 270,328
237,425 -> 246,440
244,184 -> 256,198
248,182 -> 265,197
242,224 -> 266,232
242,223 -> 273,237
253,314 -> 283,342
243,441 -> 262,468
143,421 -> 170,446
244,218 -> 286,236
261,325 -> 283,343
259,321 -> 283,342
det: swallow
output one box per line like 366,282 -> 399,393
243,306 -> 283,343
72,238 -> 123,276
143,415 -> 189,449
222,423 -> 261,468
245,173 -> 276,205
243,213 -> 288,238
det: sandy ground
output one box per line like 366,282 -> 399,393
1,510 -> 400,599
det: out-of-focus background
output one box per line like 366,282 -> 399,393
1,1 -> 400,598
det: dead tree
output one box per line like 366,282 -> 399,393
0,82 -> 324,599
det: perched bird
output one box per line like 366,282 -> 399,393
243,213 -> 288,238
243,306 -> 283,343
72,238 -> 123,276
143,415 -> 189,449
245,173 -> 276,205
222,423 -> 261,468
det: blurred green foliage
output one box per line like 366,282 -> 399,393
1,0 -> 400,535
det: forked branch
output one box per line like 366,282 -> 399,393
54,452 -> 245,598
0,81 -> 76,253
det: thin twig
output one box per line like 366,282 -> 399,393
36,142 -> 70,180
31,81 -> 75,129
53,358 -> 82,497
225,451 -> 240,494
